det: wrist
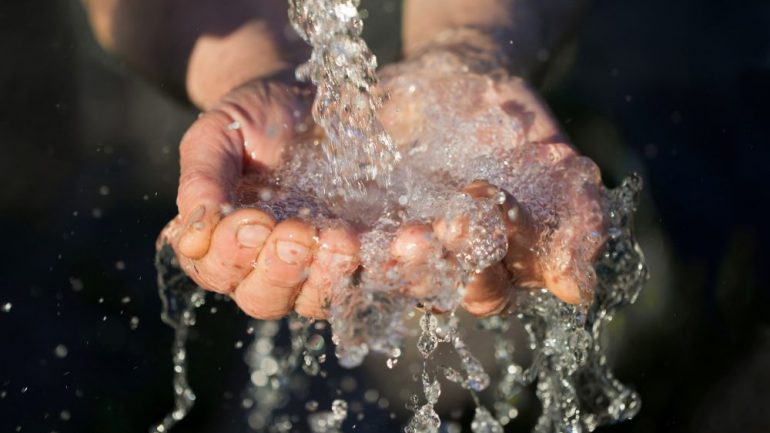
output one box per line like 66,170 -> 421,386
403,27 -> 512,74
186,20 -> 309,109
403,26 -> 546,80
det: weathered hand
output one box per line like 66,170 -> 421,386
160,80 -> 360,320
378,48 -> 608,314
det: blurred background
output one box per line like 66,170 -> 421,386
0,0 -> 768,432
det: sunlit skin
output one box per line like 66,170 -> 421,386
85,0 -> 596,320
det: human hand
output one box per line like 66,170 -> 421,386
377,46 -> 607,314
160,79 -> 361,320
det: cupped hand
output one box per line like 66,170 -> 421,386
378,48 -> 608,314
160,79 -> 361,320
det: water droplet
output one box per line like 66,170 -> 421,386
69,278 -> 83,292
306,334 -> 325,353
470,407 -> 503,433
54,345 -> 68,358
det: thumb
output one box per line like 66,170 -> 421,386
176,80 -> 312,259
176,109 -> 243,259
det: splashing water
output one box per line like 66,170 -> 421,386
288,0 -> 402,198
151,244 -> 204,433
308,399 -> 348,433
152,0 -> 648,432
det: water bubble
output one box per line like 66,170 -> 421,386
364,389 -> 379,403
445,421 -> 462,433
259,357 -> 279,376
306,334 -> 325,353
1,302 -> 11,313
308,399 -> 348,433
54,345 -> 68,358
331,399 -> 347,419
69,277 -> 83,292
340,376 -> 357,392
259,187 -> 273,202
470,407 -> 503,433
250,371 -> 268,387
424,377 -> 441,405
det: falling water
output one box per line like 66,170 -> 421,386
150,243 -> 204,433
288,0 -> 402,198
152,0 -> 648,432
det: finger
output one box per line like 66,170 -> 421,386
294,224 -> 360,319
232,219 -> 316,319
543,267 -> 587,305
176,109 -> 243,259
462,262 -> 511,317
433,180 -> 507,250
390,223 -> 437,265
185,208 -> 275,294
458,181 -> 542,285
432,183 -> 514,315
432,181 -> 545,313
390,223 -> 444,299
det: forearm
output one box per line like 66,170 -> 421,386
403,0 -> 589,81
82,0 -> 308,108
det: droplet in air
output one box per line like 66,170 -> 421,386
54,344 -> 68,358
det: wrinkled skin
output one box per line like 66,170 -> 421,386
160,50 -> 607,320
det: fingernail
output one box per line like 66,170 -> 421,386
276,240 -> 310,264
237,224 -> 271,248
185,205 -> 205,228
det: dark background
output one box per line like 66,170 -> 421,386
1,0 -> 768,432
